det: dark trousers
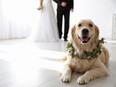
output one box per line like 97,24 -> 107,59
57,10 -> 70,39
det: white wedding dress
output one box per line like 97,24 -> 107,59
29,0 -> 59,42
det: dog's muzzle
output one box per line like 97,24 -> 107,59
78,29 -> 91,43
82,29 -> 89,36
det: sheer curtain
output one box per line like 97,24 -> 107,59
0,0 -> 40,39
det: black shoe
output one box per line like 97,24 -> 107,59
59,36 -> 62,39
64,38 -> 68,41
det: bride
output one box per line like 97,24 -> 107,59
29,0 -> 59,42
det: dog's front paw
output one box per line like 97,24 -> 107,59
61,74 -> 71,83
77,75 -> 90,85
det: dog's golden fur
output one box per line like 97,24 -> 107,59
61,19 -> 109,84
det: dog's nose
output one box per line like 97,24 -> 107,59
82,29 -> 89,36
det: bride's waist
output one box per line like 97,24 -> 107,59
43,0 -> 51,3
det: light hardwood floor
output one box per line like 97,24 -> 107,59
0,39 -> 116,87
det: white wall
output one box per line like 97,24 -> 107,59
69,0 -> 116,39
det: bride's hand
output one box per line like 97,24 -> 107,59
37,5 -> 43,10
61,2 -> 67,7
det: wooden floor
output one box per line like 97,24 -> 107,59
0,39 -> 116,87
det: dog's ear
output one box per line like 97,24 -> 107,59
69,25 -> 76,42
95,25 -> 99,39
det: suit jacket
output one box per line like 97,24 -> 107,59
54,0 -> 74,11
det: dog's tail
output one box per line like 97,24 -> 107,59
54,56 -> 67,62
59,56 -> 67,61
42,56 -> 67,62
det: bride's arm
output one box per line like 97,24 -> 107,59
40,0 -> 43,6
37,0 -> 43,10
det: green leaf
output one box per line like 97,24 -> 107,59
99,38 -> 105,44
67,38 -> 104,59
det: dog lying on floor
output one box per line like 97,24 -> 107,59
61,19 -> 109,84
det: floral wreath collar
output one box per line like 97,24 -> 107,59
67,38 -> 105,60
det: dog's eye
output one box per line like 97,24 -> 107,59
89,24 -> 93,27
78,24 -> 82,27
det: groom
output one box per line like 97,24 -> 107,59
54,0 -> 74,41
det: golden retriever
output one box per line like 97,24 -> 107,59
61,19 -> 109,84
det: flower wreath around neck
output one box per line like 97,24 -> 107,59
67,38 -> 105,60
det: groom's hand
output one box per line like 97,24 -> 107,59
61,2 -> 67,7
70,9 -> 74,12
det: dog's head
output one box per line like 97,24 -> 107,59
70,19 -> 99,45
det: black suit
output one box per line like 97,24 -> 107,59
54,0 -> 74,39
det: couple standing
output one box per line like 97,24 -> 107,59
30,0 -> 74,42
